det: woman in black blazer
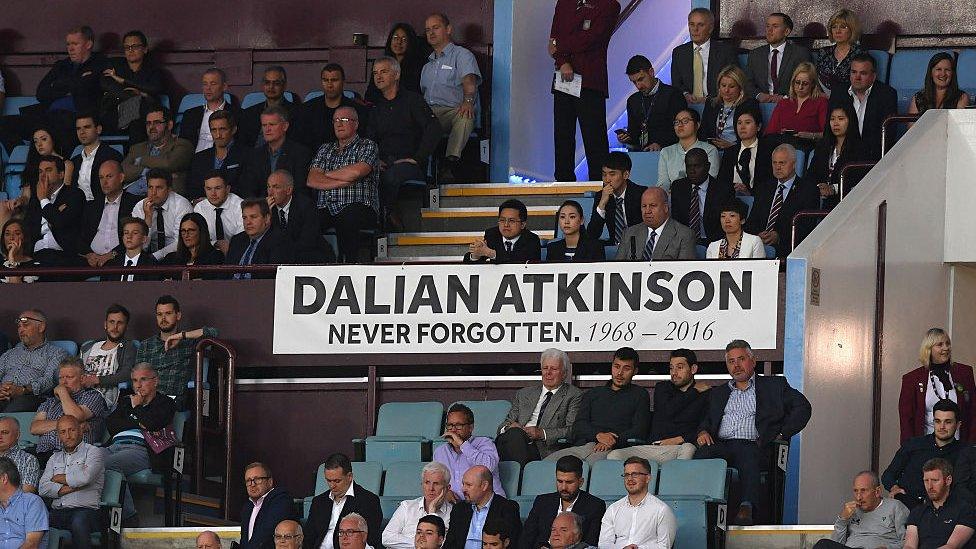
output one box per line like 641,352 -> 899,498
716,110 -> 774,195
808,102 -> 868,209
545,200 -> 606,262
162,213 -> 225,278
700,65 -> 761,151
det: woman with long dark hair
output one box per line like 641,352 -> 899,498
21,125 -> 75,204
909,52 -> 971,115
365,23 -> 430,103
0,219 -> 41,283
162,213 -> 224,275
808,103 -> 867,207
545,200 -> 605,262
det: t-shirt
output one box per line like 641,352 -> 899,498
83,344 -> 120,409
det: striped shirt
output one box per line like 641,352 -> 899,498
311,135 -> 379,214
0,342 -> 68,396
718,375 -> 759,441
0,448 -> 39,489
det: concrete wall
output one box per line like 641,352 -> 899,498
950,265 -> 976,366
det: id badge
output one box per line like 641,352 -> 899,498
582,19 -> 592,31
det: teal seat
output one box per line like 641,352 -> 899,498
359,402 -> 443,467
519,460 -> 590,496
126,411 -> 189,526
514,494 -> 536,521
498,461 -> 521,498
452,400 -> 511,439
3,412 -> 39,448
589,459 -> 659,501
50,340 -> 78,357
658,459 -> 729,549
738,195 -> 755,217
2,96 -> 40,117
380,496 -> 408,526
382,461 -> 427,498
626,151 -> 661,188
658,459 -> 728,500
795,149 -> 806,177
759,103 -> 775,125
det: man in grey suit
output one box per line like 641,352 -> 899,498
496,348 -> 583,464
670,8 -> 740,104
745,13 -> 811,102
615,187 -> 697,261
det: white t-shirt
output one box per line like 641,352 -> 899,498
83,343 -> 120,409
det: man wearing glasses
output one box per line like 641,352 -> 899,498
305,453 -> 382,549
272,520 -> 303,549
0,310 -> 68,412
239,66 -> 302,147
239,462 -> 296,549
336,514 -> 373,549
121,106 -> 194,196
433,403 -> 505,500
598,457 -> 676,548
462,199 -> 541,264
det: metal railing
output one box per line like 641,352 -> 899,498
0,263 -> 280,280
791,210 -> 831,252
193,338 -> 237,521
880,114 -> 920,156
838,161 -> 877,200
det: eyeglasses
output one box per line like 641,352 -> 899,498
337,530 -> 364,538
273,534 -> 302,542
263,79 -> 285,86
497,217 -> 522,225
333,117 -> 356,124
391,36 -> 409,43
15,317 -> 43,325
245,476 -> 271,485
445,422 -> 471,430
621,472 -> 649,479
793,80 -> 812,86
673,118 -> 695,126
123,44 -> 146,51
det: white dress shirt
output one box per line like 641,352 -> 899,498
381,495 -> 453,549
848,85 -> 873,135
35,185 -> 65,252
132,191 -> 193,259
196,101 -> 227,152
77,144 -> 100,201
694,40 -> 712,96
90,193 -> 122,254
767,42 -> 787,94
120,251 -> 142,282
732,139 -> 759,186
526,386 -> 559,434
320,484 -> 354,549
193,192 -> 244,242
599,493 -> 677,549
596,188 -> 627,221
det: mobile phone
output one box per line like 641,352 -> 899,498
614,129 -> 627,135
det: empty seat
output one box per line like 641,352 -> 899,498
658,458 -> 729,549
759,103 -> 775,126
499,461 -> 521,498
382,461 -> 427,498
380,496 -> 408,525
358,402 -> 444,467
5,174 -> 21,201
354,461 -> 384,495
626,151 -> 661,187
452,400 -> 511,439
738,195 -> 755,217
2,96 -> 40,117
4,145 -> 29,172
50,340 -> 78,357
658,459 -> 728,500
695,244 -> 707,260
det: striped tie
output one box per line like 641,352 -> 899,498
642,230 -> 657,260
689,184 -> 702,238
766,184 -> 786,232
613,198 -> 626,244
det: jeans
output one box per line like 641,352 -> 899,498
104,442 -> 150,519
49,507 -> 102,549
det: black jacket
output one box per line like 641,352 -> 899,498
102,251 -> 159,281
240,487 -> 297,549
807,138 -> 869,207
520,491 -> 605,549
952,444 -> 976,498
24,184 -> 88,255
271,193 -> 335,264
178,100 -> 241,150
669,176 -> 735,243
444,494 -> 521,549
882,434 -> 965,501
586,180 -> 647,244
698,374 -> 812,448
828,82 -> 898,160
544,235 -> 605,262
625,83 -> 687,149
238,97 -> 302,147
699,98 -> 761,141
365,88 -> 442,165
70,144 -> 124,203
185,142 -> 249,200
225,226 -> 295,275
650,382 -> 709,443
303,483 -> 383,549
294,95 -> 370,152
105,391 -> 177,472
239,140 -> 312,199
716,139 -> 775,194
744,176 -> 820,257
36,53 -> 113,113
82,191 -> 140,254
463,226 -> 542,263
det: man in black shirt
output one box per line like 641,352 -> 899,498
904,458 -> 976,549
617,55 -> 687,152
294,64 -> 368,151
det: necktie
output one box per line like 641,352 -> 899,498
537,391 -> 553,423
613,198 -> 627,245
769,49 -> 779,94
737,147 -> 753,187
505,241 -> 513,253
153,206 -> 166,252
214,207 -> 225,240
122,259 -> 133,282
766,183 -> 786,232
643,230 -> 656,261
278,208 -> 288,229
689,184 -> 702,238
235,239 -> 259,280
692,46 -> 705,97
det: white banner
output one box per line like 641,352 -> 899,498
272,261 -> 780,354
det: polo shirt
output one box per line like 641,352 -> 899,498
906,489 -> 976,548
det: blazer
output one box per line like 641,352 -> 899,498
24,184 -> 87,255
443,494 -> 521,549
121,137 -> 195,195
102,251 -> 159,281
239,487 -> 298,549
463,226 -> 542,263
807,138 -> 869,206
669,176 -> 735,243
82,191 -> 141,254
698,374 -> 812,447
239,140 -> 312,199
178,100 -> 241,150
497,383 -> 584,457
744,176 -> 820,257
79,338 -> 138,388
225,226 -> 295,275
70,144 -> 124,203
544,236 -> 606,262
671,39 -> 740,98
828,82 -> 898,160
624,83 -> 688,149
614,219 -> 697,261
272,193 -> 335,264
699,98 -> 761,141
238,97 -> 302,147
303,483 -> 383,549
899,363 -> 976,444
745,42 -> 812,98
586,180 -> 646,244
185,142 -> 249,201
716,139 -> 775,194
705,232 -> 766,258
519,491 -> 605,549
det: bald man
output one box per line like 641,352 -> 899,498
0,416 -> 39,493
83,159 -> 140,266
615,187 -> 697,261
443,466 -> 521,549
273,520 -> 303,549
197,530 -> 222,549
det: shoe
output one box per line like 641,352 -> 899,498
734,503 -> 753,526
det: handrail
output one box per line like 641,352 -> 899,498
838,161 -> 877,200
791,210 -> 831,252
194,338 -> 237,521
880,114 -> 920,157
0,263 -> 279,278
614,0 -> 646,34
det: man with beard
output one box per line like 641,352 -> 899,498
598,457 -> 676,548
903,458 -> 976,549
520,456 -> 604,549
80,304 -> 138,410
0,310 -> 68,411
122,107 -> 194,196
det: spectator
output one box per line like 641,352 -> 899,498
197,531 -> 221,549
808,104 -> 868,208
706,199 -> 766,259
587,152 -> 647,245
1,219 -> 41,283
225,199 -> 294,278
30,358 -> 107,462
700,65 -> 760,150
463,199 -> 541,263
180,68 -> 235,153
422,13 -> 485,182
193,172 -> 244,254
899,328 -> 976,443
308,105 -> 380,263
104,362 -> 176,524
481,521 -> 513,549
161,212 -> 224,273
24,155 -> 87,266
35,26 -> 112,133
614,187 -> 697,261
549,1 -> 620,182
102,217 -> 157,281
267,170 -> 334,264
82,160 -> 140,268
443,465 -> 521,549
608,349 -> 709,463
547,512 -> 594,549
382,461 -> 453,549
239,462 -> 296,549
295,64 -> 369,152
79,304 -> 137,410
0,416 -> 40,493
909,53 -> 972,115
813,9 -> 864,94
743,144 -> 820,258
764,62 -> 828,143
434,403 -> 505,498
0,456 -> 48,549
100,30 -> 165,142
598,457 -> 676,548
239,66 -> 301,147
545,200 -> 605,262
335,514 -> 372,549
813,470 -> 908,549
304,453 -> 383,549
122,107 -> 194,196
0,310 -> 68,411
18,126 -> 75,206
617,55 -> 687,152
695,339 -> 812,525
496,348 -> 583,464
828,53 -> 898,161
521,456 -> 605,549
241,105 -> 312,200
69,113 -> 123,202
134,294 -> 218,407
745,13 -> 812,102
903,458 -> 976,549
187,110 -> 248,201
669,148 -> 734,244
131,168 -> 193,260
272,521 -> 304,549
413,515 -> 446,549
671,8 -> 740,103
364,24 -> 429,103
657,108 -> 719,191
546,347 -> 649,464
716,110 -> 773,196
38,415 -> 105,549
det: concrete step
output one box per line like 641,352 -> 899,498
383,230 -> 555,259
420,206 -> 558,232
434,182 -> 601,208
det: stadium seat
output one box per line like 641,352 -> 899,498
452,400 -> 511,439
51,468 -> 126,548
890,49 -> 946,112
795,149 -> 806,177
957,49 -> 976,90
356,401 -> 444,467
241,91 -> 297,109
588,459 -> 659,504
627,151 -> 661,187
354,461 -> 384,495
738,195 -> 755,217
657,459 -> 729,549
868,50 -> 891,84
2,96 -> 40,117
499,460 -> 521,497
4,411 -> 39,448
0,192 -> 6,201
519,459 -> 590,496
50,340 -> 78,356
4,145 -> 29,173
380,496 -> 407,525
304,90 -> 357,102
737,53 -> 748,68
759,103 -> 775,126
764,245 -> 776,258
658,458 -> 728,500
688,103 -> 705,116
604,245 -> 618,259
381,461 -> 427,497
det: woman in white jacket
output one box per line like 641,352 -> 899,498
706,198 -> 766,259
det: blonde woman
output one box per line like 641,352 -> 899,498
814,8 -> 863,93
700,65 -> 760,149
764,62 -> 828,141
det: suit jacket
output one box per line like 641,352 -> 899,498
807,138 -> 869,205
303,483 -> 383,549
70,144 -> 124,203
444,494 -> 521,549
625,84 -> 687,149
272,193 -> 335,264
497,383 -> 583,457
82,191 -> 140,254
899,363 -> 976,444
225,226 -> 295,275
745,42 -> 812,98
185,142 -> 249,200
716,139 -> 775,193
463,226 -> 542,263
744,176 -> 820,257
669,176 -> 735,242
240,487 -> 298,549
828,82 -> 898,160
24,184 -> 87,255
178,101 -> 241,150
699,98 -> 761,141
699,374 -> 812,447
586,180 -> 646,244
121,137 -> 195,195
671,39 -> 740,98
239,140 -> 312,199
519,491 -> 605,549
549,0 -> 620,97
544,236 -> 606,262
614,219 -> 697,261
102,251 -> 158,281
238,97 -> 302,147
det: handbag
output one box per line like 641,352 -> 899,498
141,425 -> 177,454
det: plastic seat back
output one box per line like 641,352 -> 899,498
658,458 -> 728,500
352,461 -> 383,494
452,400 -> 511,439
2,96 -> 40,117
626,151 -> 661,187
589,459 -> 659,497
4,412 -> 39,447
382,461 -> 427,497
101,469 -> 125,507
499,461 -> 521,497
50,340 -> 78,357
520,460 -> 590,496
375,401 -> 444,439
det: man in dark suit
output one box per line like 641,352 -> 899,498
238,66 -> 302,147
520,456 -> 605,549
444,465 -> 521,549
695,339 -> 811,525
588,152 -> 646,245
24,155 -> 87,266
267,170 -> 334,264
614,187 -> 697,261
618,56 -> 687,152
670,148 -> 734,244
744,143 -> 820,258
186,110 -> 248,201
463,199 -> 542,263
102,217 -> 158,281
303,453 -> 382,549
83,160 -> 140,265
670,8 -> 740,103
225,199 -> 295,278
828,53 -> 898,161
239,462 -> 296,549
745,13 -> 812,101
178,68 -> 238,153
294,64 -> 369,152
70,113 -> 123,203
239,105 -> 312,199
